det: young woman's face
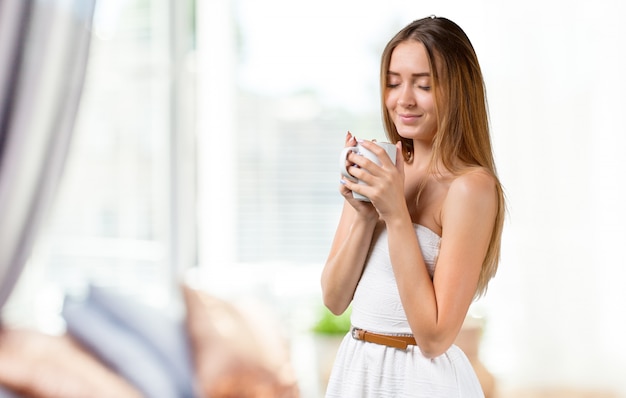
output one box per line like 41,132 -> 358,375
384,40 -> 437,142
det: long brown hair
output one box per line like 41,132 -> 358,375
380,16 -> 505,298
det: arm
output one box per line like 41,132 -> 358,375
385,170 -> 498,358
320,201 -> 378,315
321,134 -> 387,315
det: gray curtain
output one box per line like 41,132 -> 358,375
0,0 -> 96,310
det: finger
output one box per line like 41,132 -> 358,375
342,176 -> 371,202
345,164 -> 377,193
339,178 -> 350,193
359,140 -> 391,165
356,141 -> 393,174
344,154 -> 373,180
339,178 -> 358,200
345,131 -> 357,146
395,141 -> 404,175
344,163 -> 364,182
342,152 -> 362,182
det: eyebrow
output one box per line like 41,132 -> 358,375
387,71 -> 431,78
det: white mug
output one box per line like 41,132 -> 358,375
339,141 -> 397,202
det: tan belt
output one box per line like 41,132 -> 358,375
351,327 -> 417,350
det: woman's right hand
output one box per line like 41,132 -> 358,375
323,131 -> 381,314
339,132 -> 378,220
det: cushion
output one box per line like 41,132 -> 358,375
0,385 -> 19,398
181,284 -> 299,398
62,293 -> 182,398
87,285 -> 195,397
0,328 -> 141,398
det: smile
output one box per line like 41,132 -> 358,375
398,114 -> 421,123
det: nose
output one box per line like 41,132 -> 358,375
397,85 -> 416,108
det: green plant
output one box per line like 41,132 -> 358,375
312,306 -> 352,335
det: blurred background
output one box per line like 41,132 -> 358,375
2,0 -> 626,397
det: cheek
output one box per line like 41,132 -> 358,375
417,93 -> 435,110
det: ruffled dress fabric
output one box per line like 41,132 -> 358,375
325,224 -> 484,398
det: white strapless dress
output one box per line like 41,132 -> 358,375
325,224 -> 484,398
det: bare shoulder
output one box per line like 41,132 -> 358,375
444,167 -> 498,218
450,167 -> 496,196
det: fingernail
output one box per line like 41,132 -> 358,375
339,179 -> 347,185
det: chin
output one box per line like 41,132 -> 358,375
396,128 -> 419,140
396,126 -> 435,142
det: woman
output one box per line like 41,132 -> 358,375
321,16 -> 505,397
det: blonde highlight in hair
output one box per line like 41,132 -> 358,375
380,17 -> 505,298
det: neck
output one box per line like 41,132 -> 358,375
408,139 -> 433,170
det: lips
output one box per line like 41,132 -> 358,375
398,113 -> 421,123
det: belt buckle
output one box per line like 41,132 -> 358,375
351,327 -> 363,341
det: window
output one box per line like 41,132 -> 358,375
3,0 -> 196,326
196,0 -> 386,275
